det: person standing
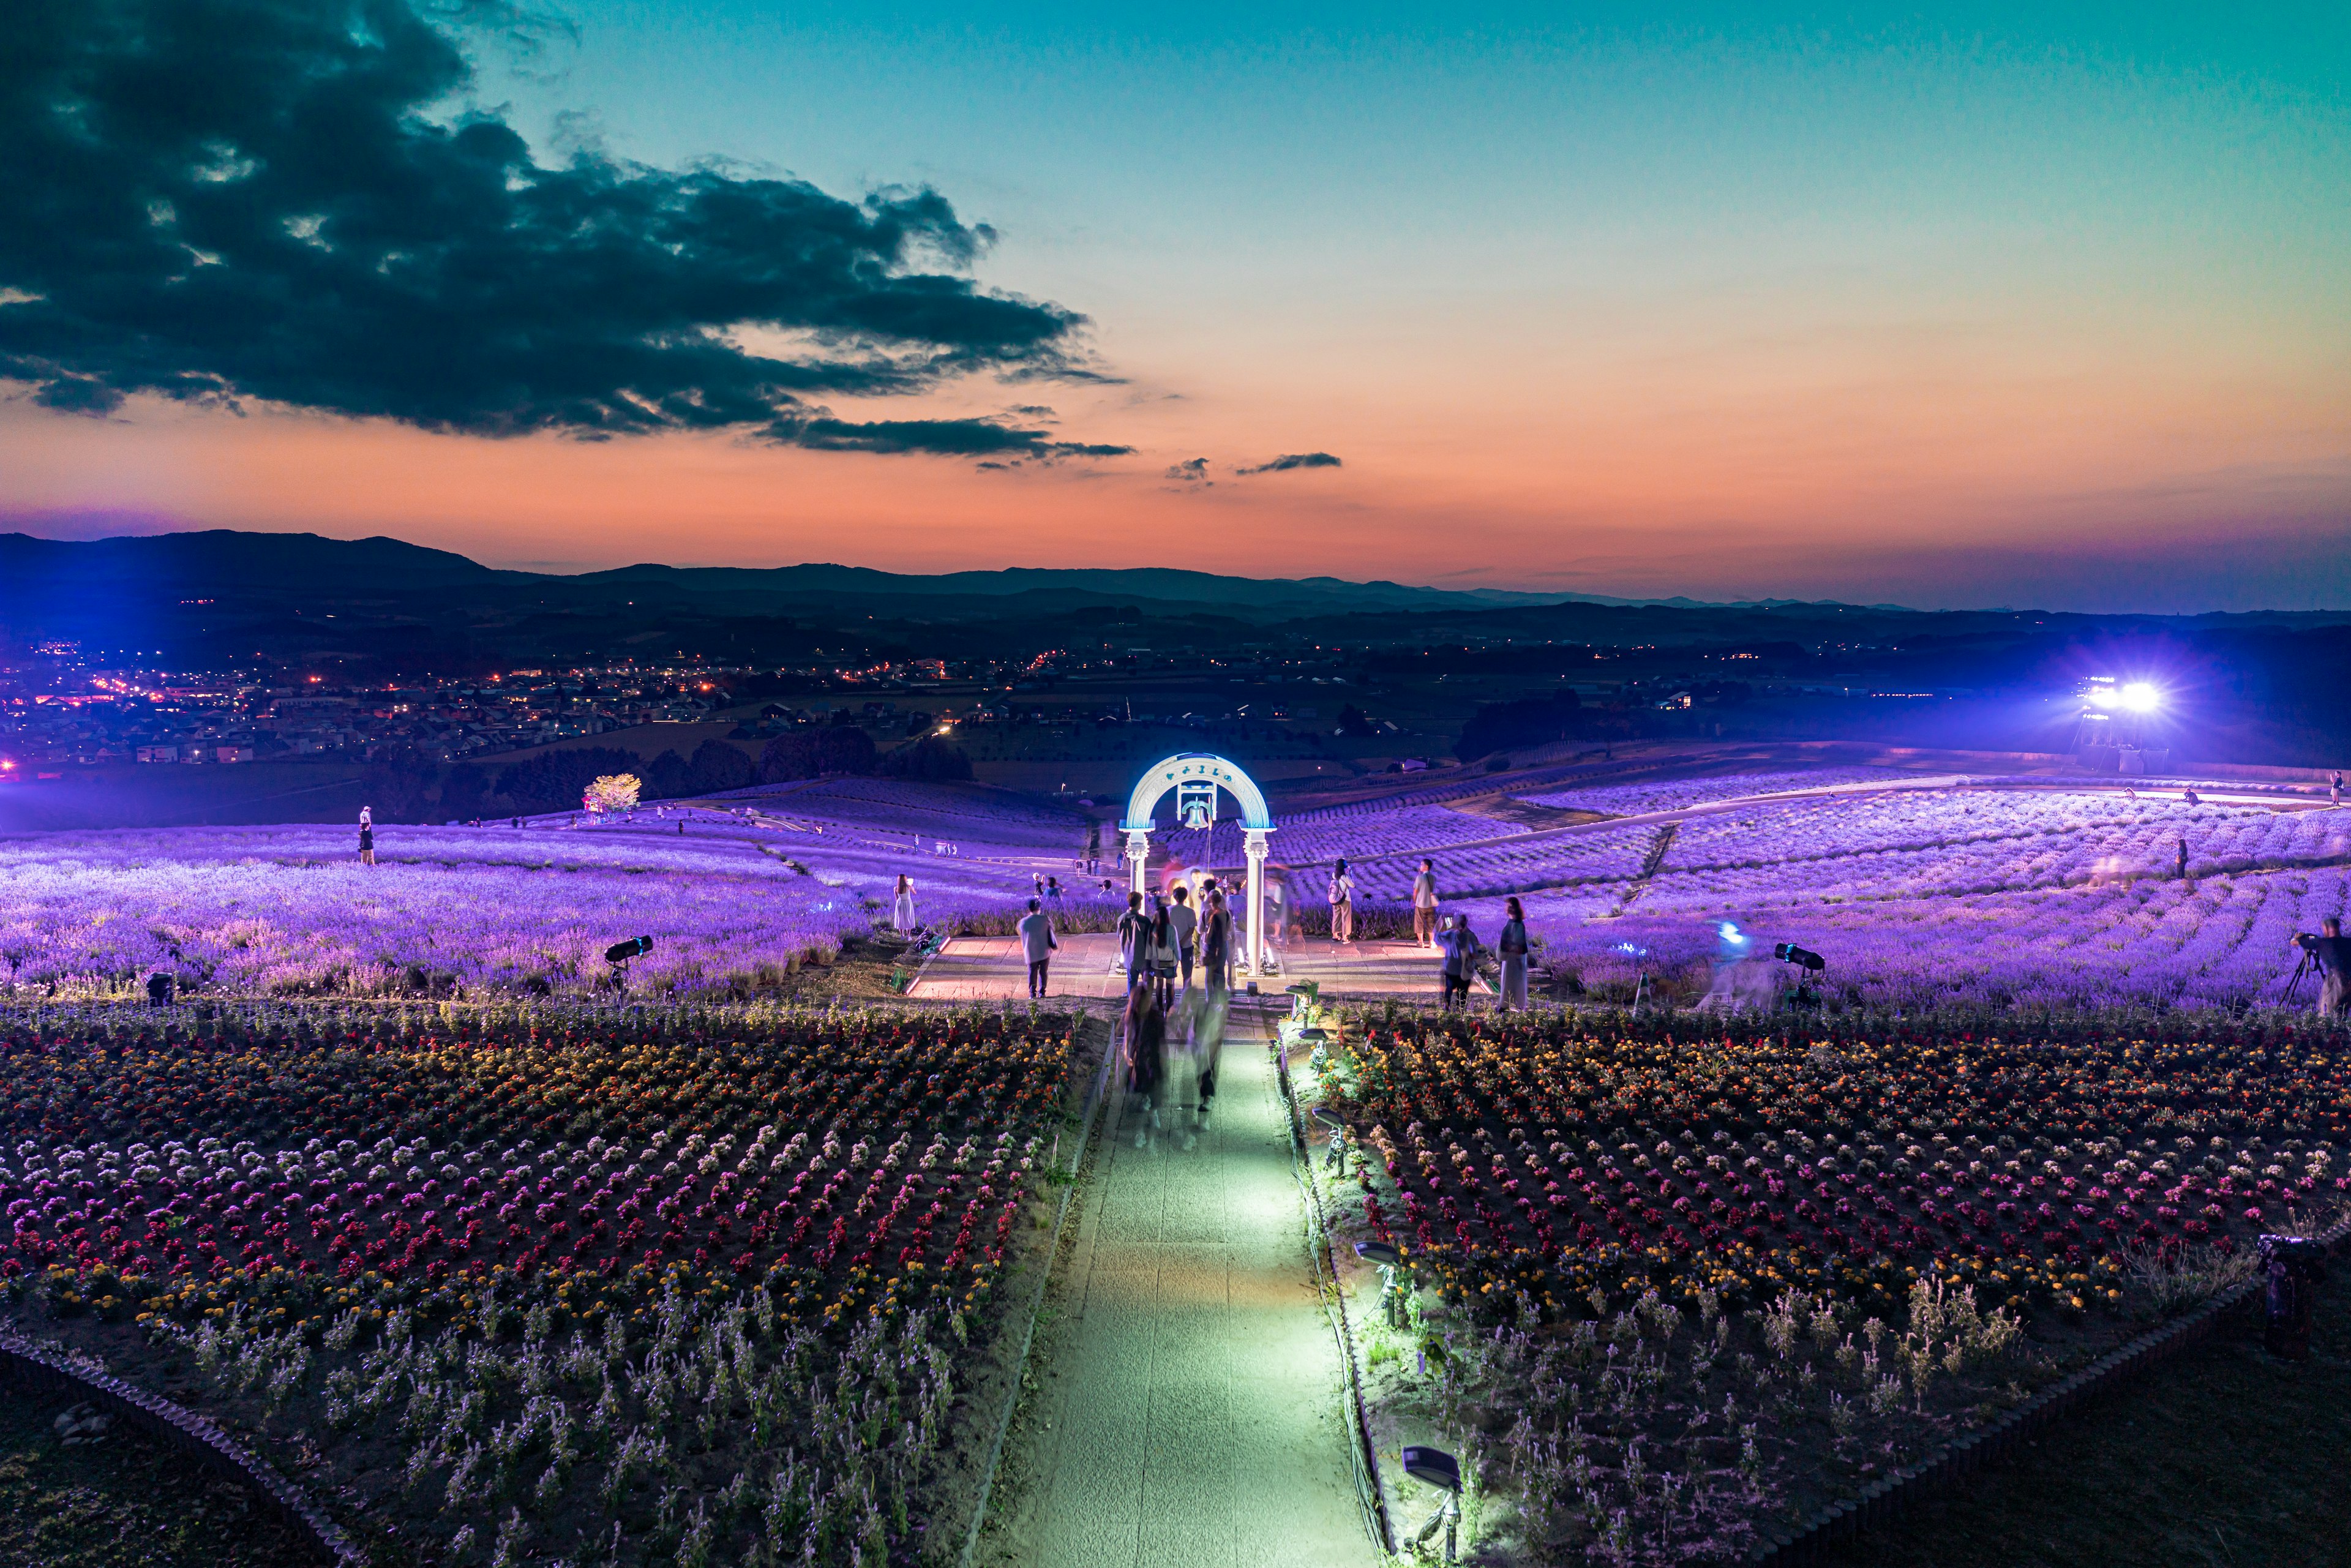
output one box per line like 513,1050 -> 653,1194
358,806 -> 375,867
1328,858 -> 1356,944
1018,897 -> 1057,998
1411,858 -> 1439,947
1497,896 -> 1531,1011
1117,891 -> 1152,994
2292,917 -> 2350,1019
2175,836 -> 2189,880
1201,889 -> 1233,993
1436,912 -> 1482,1010
892,874 -> 917,934
1168,885 -> 1199,990
1147,894 -> 1177,1008
2333,770 -> 2344,808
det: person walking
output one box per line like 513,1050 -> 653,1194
1122,982 -> 1168,1148
1190,974 -> 1227,1140
1411,858 -> 1439,947
1201,889 -> 1234,994
1017,897 -> 1057,998
1436,913 -> 1482,1010
1147,894 -> 1178,1008
891,874 -> 917,934
1168,884 -> 1199,991
1117,891 -> 1152,994
1328,858 -> 1356,945
1497,896 -> 1531,1011
358,806 -> 376,867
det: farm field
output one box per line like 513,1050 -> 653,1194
0,1000 -> 1090,1566
1295,1005 -> 2351,1566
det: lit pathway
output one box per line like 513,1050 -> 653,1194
998,995 -> 1375,1568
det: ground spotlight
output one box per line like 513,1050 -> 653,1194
1403,1446 -> 1463,1561
604,936 -> 655,966
1773,942 -> 1825,972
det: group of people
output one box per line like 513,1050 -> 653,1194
1327,855 -> 1534,1010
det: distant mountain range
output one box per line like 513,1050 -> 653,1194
0,530 -> 1791,617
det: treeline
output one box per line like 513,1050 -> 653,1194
400,733 -> 973,819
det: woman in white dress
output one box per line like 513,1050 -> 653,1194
892,874 -> 917,934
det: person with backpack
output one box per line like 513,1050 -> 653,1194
1328,858 -> 1356,944
1117,891 -> 1152,994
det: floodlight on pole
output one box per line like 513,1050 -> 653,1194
2120,681 -> 2161,713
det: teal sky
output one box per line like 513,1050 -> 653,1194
6,1 -> 2347,608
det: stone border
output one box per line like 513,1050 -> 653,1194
956,1010 -> 1117,1568
0,1327 -> 362,1565
1269,1017 -> 1398,1555
1747,1215 -> 2351,1564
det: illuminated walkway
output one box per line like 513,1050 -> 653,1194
992,996 -> 1375,1568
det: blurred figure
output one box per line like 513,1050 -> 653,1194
1017,897 -> 1057,998
1122,982 -> 1167,1148
1190,973 -> 1228,1141
358,806 -> 375,866
1411,858 -> 1439,947
1328,858 -> 1356,944
892,873 -> 917,934
1496,896 -> 1530,1011
2176,836 -> 2189,880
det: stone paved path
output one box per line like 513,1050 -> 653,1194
1002,996 -> 1374,1568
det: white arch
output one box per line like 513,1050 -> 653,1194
1117,752 -> 1277,981
1121,752 -> 1275,831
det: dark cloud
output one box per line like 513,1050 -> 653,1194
784,417 -> 1128,460
1237,451 -> 1341,475
1164,457 -> 1212,486
0,0 -> 1106,448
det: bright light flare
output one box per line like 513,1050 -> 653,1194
2120,681 -> 2161,713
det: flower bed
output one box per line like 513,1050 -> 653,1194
0,1000 -> 1086,1566
1302,1008 -> 2350,1564
1515,768 -> 1922,817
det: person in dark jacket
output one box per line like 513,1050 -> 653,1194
358,806 -> 376,866
1436,913 -> 1482,1010
1200,890 -> 1233,993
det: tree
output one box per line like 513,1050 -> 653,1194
687,738 -> 755,793
759,732 -> 820,784
816,726 -> 876,775
1457,690 -> 1582,760
639,749 -> 694,799
876,735 -> 973,780
583,774 -> 640,814
1337,703 -> 1378,738
440,762 -> 491,820
359,743 -> 438,822
495,746 -> 642,814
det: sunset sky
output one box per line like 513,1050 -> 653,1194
4,1 -> 2347,611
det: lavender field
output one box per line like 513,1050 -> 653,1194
4,768 -> 2345,1012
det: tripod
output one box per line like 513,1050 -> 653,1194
2283,951 -> 2315,1007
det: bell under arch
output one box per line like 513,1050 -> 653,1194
1119,752 -> 1277,979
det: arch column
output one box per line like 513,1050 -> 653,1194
1124,828 -> 1152,896
1243,828 -> 1270,978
